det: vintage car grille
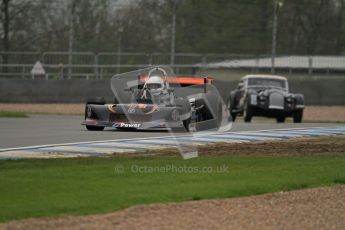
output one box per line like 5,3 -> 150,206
110,114 -> 153,123
269,92 -> 284,110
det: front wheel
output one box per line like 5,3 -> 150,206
293,110 -> 303,123
86,125 -> 105,131
243,102 -> 253,123
276,116 -> 286,123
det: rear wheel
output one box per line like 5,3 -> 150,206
293,110 -> 303,123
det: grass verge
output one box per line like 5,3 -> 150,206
0,111 -> 29,118
0,155 -> 345,222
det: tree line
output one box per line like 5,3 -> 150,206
1,0 -> 344,57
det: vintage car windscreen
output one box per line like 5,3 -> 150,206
248,78 -> 286,89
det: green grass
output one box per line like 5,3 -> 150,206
0,155 -> 345,222
0,111 -> 29,118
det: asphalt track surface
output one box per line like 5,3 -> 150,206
0,114 -> 341,149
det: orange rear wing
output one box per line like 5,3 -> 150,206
139,75 -> 214,85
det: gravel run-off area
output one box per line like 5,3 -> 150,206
1,186 -> 345,230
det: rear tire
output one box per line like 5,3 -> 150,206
293,110 -> 303,123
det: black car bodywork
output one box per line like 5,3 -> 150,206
82,67 -> 230,132
228,75 -> 305,123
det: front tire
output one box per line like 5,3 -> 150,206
86,125 -> 105,131
276,116 -> 286,123
243,101 -> 253,123
85,97 -> 106,131
293,110 -> 303,123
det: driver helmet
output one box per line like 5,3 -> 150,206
146,76 -> 165,96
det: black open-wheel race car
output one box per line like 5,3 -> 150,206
82,67 -> 231,132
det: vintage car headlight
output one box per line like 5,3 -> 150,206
189,98 -> 196,108
250,95 -> 257,105
286,96 -> 294,103
258,95 -> 266,101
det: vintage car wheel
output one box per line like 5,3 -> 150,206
86,125 -> 105,131
243,101 -> 253,122
293,110 -> 303,123
276,116 -> 286,123
230,113 -> 237,122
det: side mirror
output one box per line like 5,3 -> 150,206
124,87 -> 131,92
238,82 -> 244,89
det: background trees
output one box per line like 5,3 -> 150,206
0,0 -> 344,55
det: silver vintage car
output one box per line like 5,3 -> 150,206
228,75 -> 305,123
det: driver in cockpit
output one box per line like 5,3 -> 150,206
140,76 -> 173,105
